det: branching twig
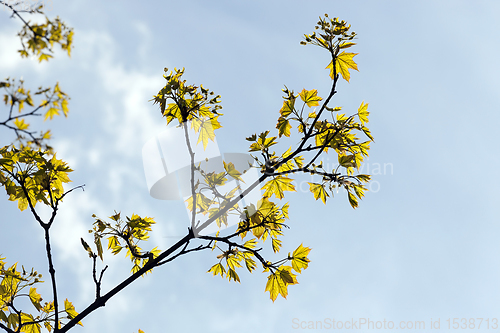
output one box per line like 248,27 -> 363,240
157,241 -> 212,266
1,0 -> 54,53
199,235 -> 269,269
92,255 -> 107,300
43,226 -> 58,330
58,228 -> 196,333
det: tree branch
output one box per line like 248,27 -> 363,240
43,226 -> 59,332
58,228 -> 196,333
183,122 -> 197,230
1,0 -> 54,53
92,255 -> 107,300
157,241 -> 212,266
0,321 -> 15,333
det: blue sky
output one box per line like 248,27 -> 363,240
2,1 -> 500,332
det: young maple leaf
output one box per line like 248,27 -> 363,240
326,51 -> 359,82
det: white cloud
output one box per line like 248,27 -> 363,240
0,26 -> 24,70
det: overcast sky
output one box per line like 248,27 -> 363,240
2,1 -> 500,332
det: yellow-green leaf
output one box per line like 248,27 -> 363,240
0,310 -> 7,323
299,88 -> 322,107
262,177 -> 296,199
326,51 -> 358,82
348,191 -> 358,208
44,107 -> 60,120
7,313 -> 17,329
94,236 -> 103,261
38,53 -> 53,62
43,322 -> 52,332
279,265 -> 298,285
280,98 -> 295,117
20,313 -> 41,333
226,256 -> 242,271
244,257 -> 256,272
265,272 -> 286,302
13,118 -> 29,130
29,287 -> 43,311
193,117 -> 222,150
227,268 -> 240,283
108,236 -> 122,255
338,154 -> 355,168
223,161 -> 243,182
243,238 -> 257,249
308,182 -> 329,204
339,42 -> 356,49
356,174 -> 371,183
64,299 -> 82,326
276,116 -> 292,137
272,238 -> 282,253
18,197 -> 28,211
358,101 -> 369,125
207,263 -> 225,277
61,99 -> 69,117
291,244 -> 311,273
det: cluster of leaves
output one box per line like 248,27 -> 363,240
245,15 -> 373,209
0,10 -> 373,333
1,78 -> 70,151
16,12 -> 74,62
166,15 -> 373,302
152,68 -> 222,149
185,161 -> 245,229
301,14 -> 358,82
0,5 -> 88,333
205,198 -> 312,301
0,146 -> 72,212
85,213 -> 161,275
0,256 -> 80,333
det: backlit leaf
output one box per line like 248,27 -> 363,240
279,266 -> 298,285
326,51 -> 358,82
291,244 -> 311,273
64,299 -> 82,326
44,107 -> 60,121
227,268 -> 240,283
207,263 -> 225,277
280,98 -> 295,117
193,117 -> 222,150
20,313 -> 41,333
244,257 -> 256,272
358,101 -> 369,125
223,161 -> 243,182
299,89 -> 322,107
272,238 -> 282,253
265,272 -> 286,302
276,117 -> 291,137
348,191 -> 358,208
226,256 -> 242,271
29,287 -> 43,311
339,42 -> 356,49
308,182 -> 329,204
13,119 -> 29,130
243,238 -> 257,249
262,177 -> 295,199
